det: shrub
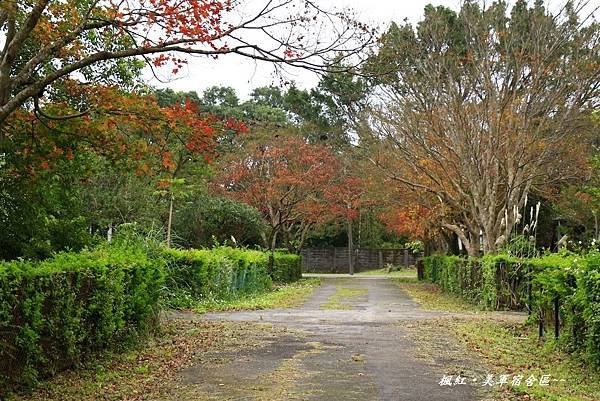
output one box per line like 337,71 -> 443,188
161,247 -> 273,306
271,252 -> 302,283
0,246 -> 165,391
420,252 -> 600,367
0,242 -> 303,392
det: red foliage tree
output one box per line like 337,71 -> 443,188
4,85 -> 244,180
216,136 -> 339,253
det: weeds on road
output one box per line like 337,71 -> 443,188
321,283 -> 368,310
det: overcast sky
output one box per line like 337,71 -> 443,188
144,0 -> 595,99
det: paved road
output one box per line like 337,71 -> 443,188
175,277 -> 488,401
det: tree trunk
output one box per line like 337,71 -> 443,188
166,194 -> 174,248
347,217 -> 354,275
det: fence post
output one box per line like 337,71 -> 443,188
417,260 -> 423,280
403,249 -> 409,266
554,296 -> 560,339
378,250 -> 383,269
527,265 -> 532,315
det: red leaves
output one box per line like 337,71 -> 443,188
225,118 -> 248,134
140,0 -> 230,45
217,136 -> 340,227
161,151 -> 177,170
380,205 -> 431,239
283,48 -> 297,59
8,85 -> 246,182
323,176 -> 366,221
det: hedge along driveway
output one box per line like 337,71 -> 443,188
421,252 -> 600,367
0,244 -> 302,395
0,246 -> 166,391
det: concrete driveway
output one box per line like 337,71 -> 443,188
171,277 -> 491,401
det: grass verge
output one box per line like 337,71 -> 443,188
455,320 -> 600,401
355,267 -> 417,277
193,278 -> 321,313
394,278 -> 481,312
400,281 -> 600,401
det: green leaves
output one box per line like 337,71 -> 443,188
0,246 -> 165,391
422,252 -> 600,367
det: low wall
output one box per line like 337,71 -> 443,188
300,248 -> 420,273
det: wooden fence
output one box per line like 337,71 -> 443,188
300,248 -> 421,273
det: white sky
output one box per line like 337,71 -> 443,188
144,0 -> 596,99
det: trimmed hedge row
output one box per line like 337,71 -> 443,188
161,247 -> 302,301
0,245 -> 302,392
421,252 -> 600,366
0,246 -> 165,390
161,247 -> 272,301
421,254 -> 530,309
271,251 -> 303,283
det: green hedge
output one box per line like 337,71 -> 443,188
0,244 -> 302,392
271,251 -> 302,283
421,252 -> 600,366
0,246 -> 165,391
161,247 -> 272,302
160,247 -> 302,306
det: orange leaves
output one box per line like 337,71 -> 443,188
217,136 -> 340,226
152,54 -> 170,67
381,205 -> 431,239
143,0 -> 230,44
323,176 -> 366,222
7,85 -> 242,182
225,118 -> 248,134
161,152 -> 177,170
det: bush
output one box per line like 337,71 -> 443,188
420,252 -> 600,367
271,252 -> 302,283
161,247 -> 273,306
0,241 -> 303,392
0,246 -> 165,391
422,254 -> 533,309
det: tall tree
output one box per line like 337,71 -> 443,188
216,135 -> 338,253
365,1 -> 599,256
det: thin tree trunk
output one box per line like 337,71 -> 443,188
166,194 -> 174,248
347,217 -> 354,275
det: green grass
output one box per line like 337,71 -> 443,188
320,284 -> 368,310
355,267 -> 417,277
193,278 -> 321,313
394,279 -> 480,312
400,280 -> 600,401
454,321 -> 600,401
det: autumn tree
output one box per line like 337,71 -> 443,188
0,0 -> 374,132
0,83 -> 243,257
322,173 -> 366,274
216,135 -> 338,253
364,1 -> 599,256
